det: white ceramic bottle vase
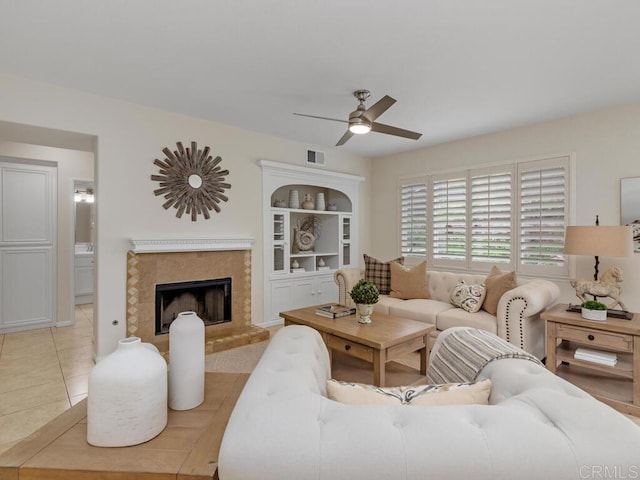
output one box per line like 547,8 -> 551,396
316,192 -> 326,211
169,311 -> 205,410
87,337 -> 168,447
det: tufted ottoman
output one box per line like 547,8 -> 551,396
219,325 -> 640,480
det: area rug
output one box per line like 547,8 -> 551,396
205,337 -> 427,387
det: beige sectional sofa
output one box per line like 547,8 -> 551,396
219,325 -> 640,480
334,268 -> 559,359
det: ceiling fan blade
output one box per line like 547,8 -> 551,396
336,129 -> 354,146
361,95 -> 396,122
370,122 -> 422,140
293,113 -> 348,124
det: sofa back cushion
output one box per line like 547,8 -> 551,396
427,271 -> 486,303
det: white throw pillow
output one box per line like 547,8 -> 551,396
450,282 -> 487,313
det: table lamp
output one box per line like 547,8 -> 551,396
564,217 -> 633,316
564,222 -> 634,281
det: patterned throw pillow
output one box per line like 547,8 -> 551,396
326,378 -> 491,406
450,282 -> 486,313
363,254 -> 405,295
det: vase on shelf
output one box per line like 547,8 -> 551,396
87,337 -> 168,447
288,190 -> 299,209
301,193 -> 314,210
315,192 -> 326,211
169,311 -> 205,411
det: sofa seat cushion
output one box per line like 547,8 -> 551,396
373,295 -> 406,315
389,299 -> 454,325
436,308 -> 498,334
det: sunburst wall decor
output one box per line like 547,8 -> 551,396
151,141 -> 231,221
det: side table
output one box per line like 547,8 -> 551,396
542,303 -> 640,416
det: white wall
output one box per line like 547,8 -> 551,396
0,73 -> 371,359
372,103 -> 640,311
0,140 -> 94,327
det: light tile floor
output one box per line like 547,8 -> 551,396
0,304 -> 94,455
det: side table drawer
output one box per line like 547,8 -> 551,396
327,335 -> 373,363
556,324 -> 633,352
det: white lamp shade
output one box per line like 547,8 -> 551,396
564,225 -> 634,257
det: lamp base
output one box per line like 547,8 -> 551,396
566,304 -> 633,320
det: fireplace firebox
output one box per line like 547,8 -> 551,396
155,277 -> 232,335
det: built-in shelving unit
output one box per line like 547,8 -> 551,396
260,160 -> 364,325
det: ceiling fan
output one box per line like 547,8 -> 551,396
294,89 -> 422,146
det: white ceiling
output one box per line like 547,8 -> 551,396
1,0 -> 640,158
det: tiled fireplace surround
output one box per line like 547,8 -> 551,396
126,237 -> 269,354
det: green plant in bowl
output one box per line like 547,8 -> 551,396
349,279 -> 379,324
581,300 -> 607,311
349,279 -> 379,305
581,300 -> 608,321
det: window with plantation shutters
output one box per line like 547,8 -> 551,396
432,175 -> 466,263
518,157 -> 569,275
400,178 -> 427,257
470,166 -> 514,268
396,155 -> 571,277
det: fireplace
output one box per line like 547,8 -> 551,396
126,236 -> 269,354
155,277 -> 232,335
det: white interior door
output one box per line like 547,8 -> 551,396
0,159 -> 56,333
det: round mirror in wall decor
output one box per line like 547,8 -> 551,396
151,141 -> 231,221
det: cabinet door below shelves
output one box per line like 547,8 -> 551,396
293,278 -> 316,309
271,282 -> 294,320
316,276 -> 338,305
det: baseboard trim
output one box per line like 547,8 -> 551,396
258,318 -> 284,328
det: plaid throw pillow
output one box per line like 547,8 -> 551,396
363,254 -> 405,295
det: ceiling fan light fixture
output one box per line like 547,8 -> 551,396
349,118 -> 371,135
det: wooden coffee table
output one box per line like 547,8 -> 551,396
280,306 -> 435,387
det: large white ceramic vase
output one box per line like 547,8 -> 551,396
169,311 -> 205,410
87,337 -> 168,447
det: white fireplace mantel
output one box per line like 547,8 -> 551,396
130,235 -> 254,253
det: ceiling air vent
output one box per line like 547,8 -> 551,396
306,149 -> 325,166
